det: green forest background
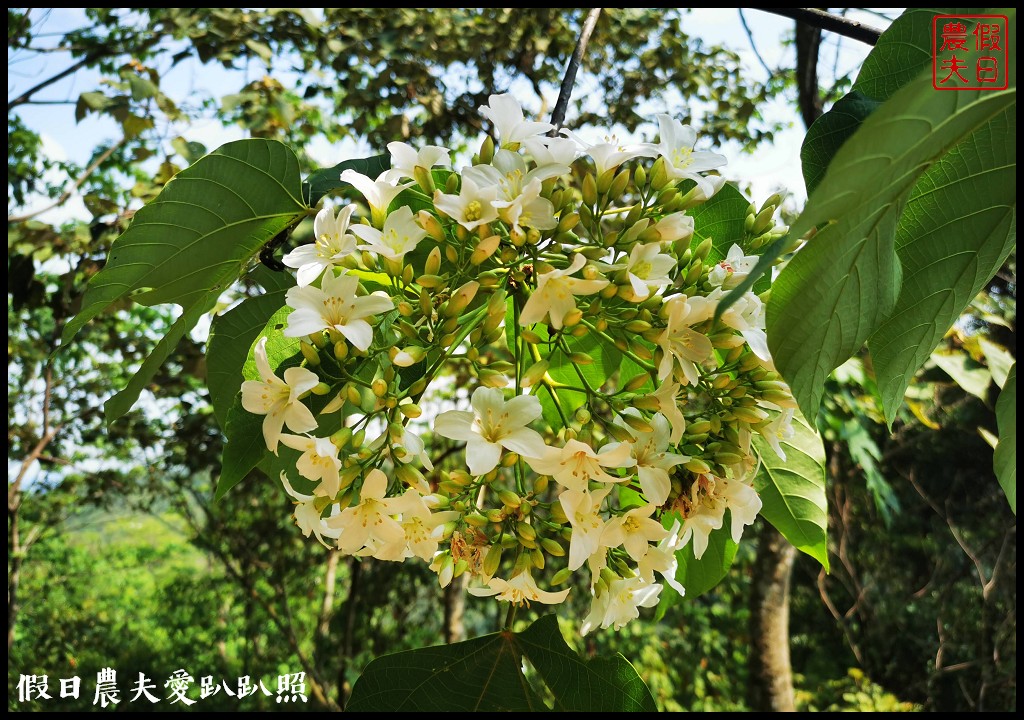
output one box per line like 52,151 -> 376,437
7,8 -> 1015,711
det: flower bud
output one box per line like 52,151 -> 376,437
371,378 -> 388,398
482,545 -> 503,577
444,280 -> 480,317
521,359 -> 550,388
470,235 -> 501,265
582,173 -> 598,207
424,246 -> 442,276
498,490 -> 522,509
418,209 -> 445,242
417,273 -> 447,289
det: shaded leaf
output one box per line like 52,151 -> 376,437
302,154 -> 389,206
206,266 -> 294,428
752,409 -> 829,569
994,363 -> 1016,514
930,350 -> 993,401
673,522 -> 739,599
346,615 -> 655,712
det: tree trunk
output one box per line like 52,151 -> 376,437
748,522 -> 799,711
443,574 -> 467,643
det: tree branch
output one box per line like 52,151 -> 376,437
751,8 -> 883,46
738,9 -> 775,79
8,137 -> 127,224
549,8 -> 602,133
7,51 -> 104,111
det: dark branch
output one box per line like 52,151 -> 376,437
751,8 -> 882,46
738,9 -> 775,79
549,8 -> 602,133
7,51 -> 105,111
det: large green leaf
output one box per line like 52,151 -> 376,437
346,614 -> 656,712
800,7 -> 956,194
766,72 -> 1016,421
752,410 -> 828,569
205,266 -> 294,428
994,363 -> 1016,514
59,139 -> 308,422
868,108 -> 1016,423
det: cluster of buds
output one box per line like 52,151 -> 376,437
239,94 -> 796,634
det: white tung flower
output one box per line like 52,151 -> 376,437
606,412 -> 688,506
559,486 -> 612,572
350,205 -> 428,262
561,129 -> 657,176
656,293 -> 715,385
519,254 -> 609,330
278,433 -> 343,497
280,472 -> 341,548
468,568 -> 570,605
434,387 -> 548,476
601,503 -> 669,563
433,174 -> 500,231
623,242 -> 677,300
526,439 -> 635,491
478,93 -> 553,145
241,337 -> 319,452
581,576 -> 662,635
654,114 -> 727,198
326,469 -> 405,556
708,243 -> 759,290
282,204 -> 358,287
340,169 -> 408,227
384,141 -> 450,183
283,270 -> 394,351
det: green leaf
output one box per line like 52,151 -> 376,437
766,71 -> 1016,421
994,363 -> 1016,514
206,267 -> 294,428
801,8 -> 979,194
752,409 -> 829,569
218,395 -> 269,501
868,107 -> 1016,423
59,139 -> 308,423
801,92 -> 882,194
689,182 -> 751,262
302,154 -> 389,206
673,522 -> 739,598
930,350 -> 993,400
515,615 -> 657,712
346,615 -> 656,712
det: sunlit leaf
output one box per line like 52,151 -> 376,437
59,139 -> 308,423
752,409 -> 829,569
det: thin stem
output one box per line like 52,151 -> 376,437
503,602 -> 518,631
751,8 -> 882,46
549,8 -> 603,133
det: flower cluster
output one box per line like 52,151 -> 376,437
240,94 -> 794,633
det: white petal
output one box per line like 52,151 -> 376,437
434,410 -> 475,441
465,438 -> 502,476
